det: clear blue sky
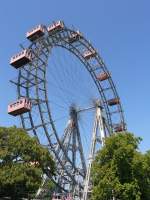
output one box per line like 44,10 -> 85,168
0,0 -> 150,152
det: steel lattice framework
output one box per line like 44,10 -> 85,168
10,21 -> 126,199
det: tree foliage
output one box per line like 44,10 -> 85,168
91,132 -> 150,200
0,126 -> 55,199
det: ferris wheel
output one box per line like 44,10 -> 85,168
8,20 -> 126,199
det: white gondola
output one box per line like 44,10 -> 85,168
96,72 -> 110,81
8,97 -> 31,116
83,49 -> 96,60
10,49 -> 32,68
47,21 -> 64,33
68,31 -> 82,43
107,98 -> 120,106
26,24 -> 45,41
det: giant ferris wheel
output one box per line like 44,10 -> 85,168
8,20 -> 126,199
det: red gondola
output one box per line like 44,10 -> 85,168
83,49 -> 96,60
114,124 -> 125,132
10,49 -> 32,69
96,72 -> 110,81
26,24 -> 45,41
107,98 -> 120,106
8,98 -> 31,116
47,21 -> 64,33
68,31 -> 82,43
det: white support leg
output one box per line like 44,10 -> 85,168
82,105 -> 106,200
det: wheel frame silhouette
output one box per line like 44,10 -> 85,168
13,21 -> 126,191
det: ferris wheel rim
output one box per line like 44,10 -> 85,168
14,22 -> 126,191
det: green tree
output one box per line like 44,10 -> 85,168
91,132 -> 150,200
0,126 -> 55,199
